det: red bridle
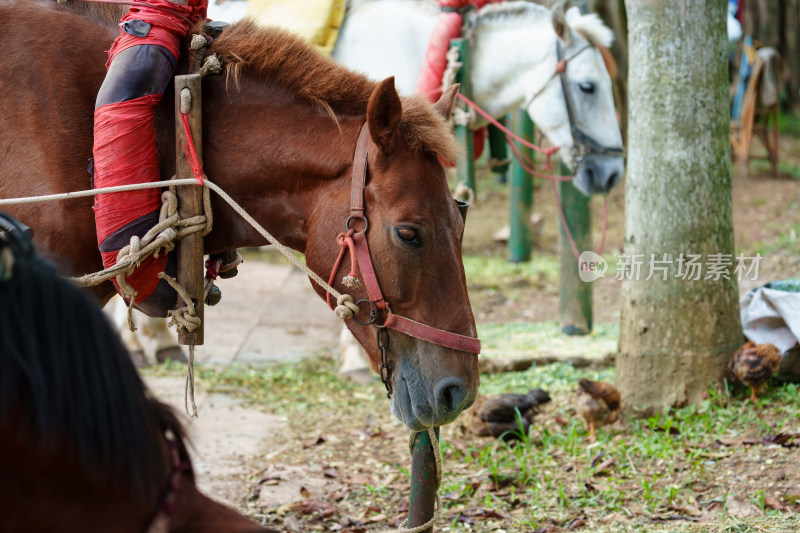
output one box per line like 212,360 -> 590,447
327,124 -> 481,395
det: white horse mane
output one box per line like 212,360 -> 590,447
476,2 -> 613,48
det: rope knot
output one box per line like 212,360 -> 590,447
334,294 -> 360,320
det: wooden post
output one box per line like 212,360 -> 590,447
174,74 -> 204,345
451,38 -> 476,198
407,428 -> 440,533
558,161 -> 592,335
508,111 -> 534,263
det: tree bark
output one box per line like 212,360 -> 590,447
617,0 -> 743,414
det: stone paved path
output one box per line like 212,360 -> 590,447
142,258 -> 345,505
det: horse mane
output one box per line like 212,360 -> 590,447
49,0 -> 125,27
0,228 -> 191,505
476,2 -> 614,48
208,19 -> 460,163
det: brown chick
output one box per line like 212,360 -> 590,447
576,379 -> 621,442
461,389 -> 551,440
728,342 -> 782,401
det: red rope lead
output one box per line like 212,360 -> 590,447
180,112 -> 205,185
456,92 -> 559,157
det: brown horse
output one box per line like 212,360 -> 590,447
0,0 -> 479,430
0,213 -> 273,532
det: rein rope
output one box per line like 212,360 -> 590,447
443,48 -> 610,261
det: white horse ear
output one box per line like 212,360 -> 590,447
551,1 -> 571,45
434,84 -> 460,120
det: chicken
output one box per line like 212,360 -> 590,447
461,389 -> 551,440
576,379 -> 621,442
728,342 -> 782,401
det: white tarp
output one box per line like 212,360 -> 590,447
740,282 -> 800,354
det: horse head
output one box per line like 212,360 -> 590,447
525,4 -> 625,196
305,80 -> 480,431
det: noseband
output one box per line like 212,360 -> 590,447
525,41 -> 625,170
555,41 -> 625,167
327,124 -> 481,396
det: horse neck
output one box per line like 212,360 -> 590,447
200,78 -> 359,255
469,19 -> 555,122
172,479 -> 266,532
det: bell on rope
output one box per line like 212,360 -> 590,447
205,283 -> 222,306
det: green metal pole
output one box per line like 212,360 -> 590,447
488,118 -> 510,183
451,38 -> 476,198
558,161 -> 592,335
407,428 -> 440,533
508,111 -> 534,263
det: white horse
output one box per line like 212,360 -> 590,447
333,0 -> 625,195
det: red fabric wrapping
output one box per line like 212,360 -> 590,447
417,1 -> 502,160
93,94 -> 164,245
102,250 -> 169,303
108,0 -> 208,63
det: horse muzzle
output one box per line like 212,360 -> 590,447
390,349 -> 478,431
572,154 -> 624,196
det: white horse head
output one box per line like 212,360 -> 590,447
472,2 -> 624,195
334,0 -> 625,195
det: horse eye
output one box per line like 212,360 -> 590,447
579,81 -> 595,94
395,227 -> 420,246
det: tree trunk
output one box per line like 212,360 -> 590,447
617,0 -> 743,414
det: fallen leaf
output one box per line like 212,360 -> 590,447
299,486 -> 311,498
669,504 -> 702,517
343,476 -> 372,485
300,498 -> 336,518
764,495 -> 789,511
589,451 -> 605,469
455,513 -> 476,525
303,435 -> 327,448
362,506 -> 382,517
323,468 -> 339,479
388,513 -> 408,527
364,514 -> 387,524
532,526 -> 562,533
566,517 -> 587,530
726,495 -> 761,518
593,457 -> 615,475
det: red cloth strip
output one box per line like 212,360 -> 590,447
93,94 -> 164,244
180,112 -> 205,185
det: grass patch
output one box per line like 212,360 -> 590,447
478,321 -> 619,361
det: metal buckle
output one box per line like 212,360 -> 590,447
353,299 -> 379,326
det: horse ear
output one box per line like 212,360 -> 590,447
433,84 -> 460,120
367,77 -> 403,152
551,1 -> 570,44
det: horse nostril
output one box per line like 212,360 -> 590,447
434,377 -> 468,414
606,171 -> 620,191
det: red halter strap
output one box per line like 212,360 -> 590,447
327,123 -> 481,355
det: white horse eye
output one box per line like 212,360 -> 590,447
578,81 -> 596,94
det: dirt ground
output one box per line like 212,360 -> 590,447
142,137 -> 800,532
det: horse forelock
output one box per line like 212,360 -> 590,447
208,19 -> 459,161
568,12 -> 614,48
0,248 -> 191,505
